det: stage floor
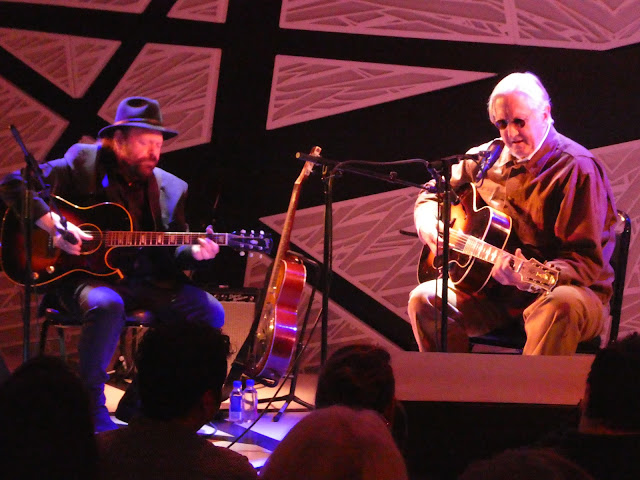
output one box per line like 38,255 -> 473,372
104,372 -> 318,470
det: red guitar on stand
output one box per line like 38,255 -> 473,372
246,147 -> 320,384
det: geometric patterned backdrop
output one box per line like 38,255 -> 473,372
281,0 -> 640,50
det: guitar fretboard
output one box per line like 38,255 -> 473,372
449,230 -> 517,267
96,231 -> 231,247
447,229 -> 558,291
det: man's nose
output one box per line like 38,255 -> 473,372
506,122 -> 520,137
149,145 -> 161,158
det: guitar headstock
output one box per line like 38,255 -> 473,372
297,145 -> 321,183
519,257 -> 559,293
229,230 -> 273,256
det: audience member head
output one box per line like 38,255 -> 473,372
580,332 -> 640,433
459,447 -> 594,480
136,320 -> 230,424
0,355 -> 97,479
315,343 -> 395,422
260,405 -> 408,480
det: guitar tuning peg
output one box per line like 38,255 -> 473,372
239,251 -> 246,257
240,229 -> 246,235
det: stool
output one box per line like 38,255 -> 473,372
37,293 -> 155,376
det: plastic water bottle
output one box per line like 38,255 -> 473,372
228,380 -> 243,423
242,379 -> 259,423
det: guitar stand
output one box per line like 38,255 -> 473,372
260,367 -> 314,423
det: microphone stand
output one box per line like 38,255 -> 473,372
320,165 -> 333,365
9,125 -> 48,363
429,155 -> 462,352
296,152 -> 463,355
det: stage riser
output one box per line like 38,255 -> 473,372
390,352 -> 593,479
401,401 -> 579,479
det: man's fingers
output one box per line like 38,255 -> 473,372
53,233 -> 81,255
194,238 -> 220,260
78,229 -> 93,240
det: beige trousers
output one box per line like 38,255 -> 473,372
407,280 -> 605,355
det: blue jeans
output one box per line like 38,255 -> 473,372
70,277 -> 225,415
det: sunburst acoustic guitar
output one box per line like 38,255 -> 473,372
417,182 -> 559,294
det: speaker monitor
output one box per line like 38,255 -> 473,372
209,288 -> 259,366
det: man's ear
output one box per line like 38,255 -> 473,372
111,130 -> 126,156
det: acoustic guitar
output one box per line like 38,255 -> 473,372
417,182 -> 559,293
245,147 -> 320,384
0,196 -> 272,287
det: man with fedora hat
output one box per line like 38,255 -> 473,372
0,97 -> 225,432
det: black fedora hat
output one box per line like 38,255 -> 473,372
98,97 -> 178,139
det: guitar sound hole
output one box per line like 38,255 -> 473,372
79,225 -> 102,255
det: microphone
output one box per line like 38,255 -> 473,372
475,139 -> 504,184
296,151 -> 340,168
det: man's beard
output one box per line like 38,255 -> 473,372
119,157 -> 156,181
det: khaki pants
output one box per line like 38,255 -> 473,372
407,280 -> 605,355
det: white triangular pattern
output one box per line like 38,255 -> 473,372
99,43 -> 221,153
515,0 -> 640,48
168,0 -> 229,23
0,77 -> 68,175
0,276 -> 23,313
0,28 -> 120,98
592,140 -> 640,340
280,0 -> 640,50
3,0 -> 151,13
261,140 -> 640,343
267,55 -> 495,130
68,37 -> 121,98
244,254 -> 402,370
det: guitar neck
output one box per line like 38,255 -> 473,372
449,230 -> 517,267
448,229 -> 559,292
102,231 -> 231,247
265,155 -> 316,291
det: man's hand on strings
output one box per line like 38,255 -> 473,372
492,248 -> 532,291
418,218 -> 446,254
36,211 -> 92,255
192,225 -> 220,261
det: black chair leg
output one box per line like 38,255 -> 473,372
38,319 -> 51,356
57,327 -> 67,361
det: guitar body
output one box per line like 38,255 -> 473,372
249,252 -> 306,382
417,183 -> 512,293
1,199 -> 133,286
